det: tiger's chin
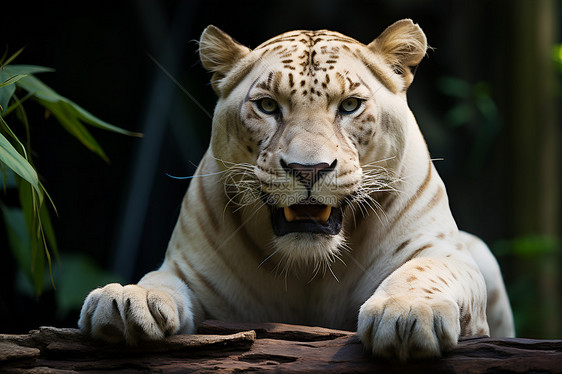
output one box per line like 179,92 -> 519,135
271,232 -> 345,276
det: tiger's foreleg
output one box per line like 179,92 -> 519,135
78,269 -> 198,344
357,256 -> 489,361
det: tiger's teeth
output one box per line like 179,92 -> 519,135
284,206 -> 297,222
283,205 -> 332,223
318,206 -> 332,222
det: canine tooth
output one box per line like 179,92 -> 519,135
284,206 -> 297,222
319,206 -> 332,222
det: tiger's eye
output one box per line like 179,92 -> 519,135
256,98 -> 279,114
339,98 -> 362,114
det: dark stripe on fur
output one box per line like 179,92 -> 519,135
172,254 -> 226,315
393,239 -> 411,255
230,206 -> 274,271
425,185 -> 445,212
405,243 -> 434,263
388,161 -> 432,231
195,175 -> 220,233
192,207 -> 264,309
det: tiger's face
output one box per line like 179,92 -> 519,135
200,22 -> 427,268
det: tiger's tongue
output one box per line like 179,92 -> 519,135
283,205 -> 332,223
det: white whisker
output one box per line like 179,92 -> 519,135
165,170 -> 228,180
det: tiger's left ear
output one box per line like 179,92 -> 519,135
368,19 -> 427,90
199,25 -> 252,95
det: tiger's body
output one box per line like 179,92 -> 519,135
79,20 -> 514,360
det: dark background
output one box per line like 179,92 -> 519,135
1,0 -> 560,338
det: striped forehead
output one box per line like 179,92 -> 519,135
255,30 -> 361,74
252,30 -> 367,101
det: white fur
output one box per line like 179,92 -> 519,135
79,20 -> 514,361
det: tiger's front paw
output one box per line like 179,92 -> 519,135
78,283 -> 192,344
357,290 -> 460,361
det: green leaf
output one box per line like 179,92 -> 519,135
0,112 -> 27,159
2,64 -> 55,76
0,200 -> 46,296
0,203 -> 32,279
46,102 -> 110,162
64,101 -> 142,137
1,165 -> 17,190
1,65 -> 54,111
39,194 -> 59,259
15,74 -> 141,161
14,73 -> 65,102
0,74 -> 27,88
15,73 -> 140,136
0,50 -> 7,66
17,179 -> 45,295
3,91 -> 33,118
0,126 -> 40,197
0,72 -> 16,113
0,47 -> 25,69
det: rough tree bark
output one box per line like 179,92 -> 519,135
1,321 -> 561,373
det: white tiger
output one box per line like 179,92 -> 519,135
79,19 -> 514,361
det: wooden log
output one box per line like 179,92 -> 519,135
0,320 -> 561,373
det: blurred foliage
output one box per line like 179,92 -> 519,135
493,236 -> 560,338
0,48 -> 140,296
483,41 -> 562,339
437,76 -> 501,174
494,236 -> 559,258
15,253 -> 124,318
553,43 -> 562,74
438,72 -> 562,338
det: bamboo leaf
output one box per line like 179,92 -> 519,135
1,164 -> 7,191
17,179 -> 45,295
0,127 -> 40,197
0,63 -> 52,113
64,101 -> 142,137
0,49 -> 7,66
13,95 -> 34,170
3,91 -> 33,117
39,196 -> 59,260
0,166 -> 17,191
0,47 -> 26,69
15,73 -> 139,136
14,73 -> 63,103
15,74 -> 141,160
0,74 -> 27,88
2,64 -> 55,76
0,72 -> 16,114
0,112 -> 28,159
0,203 -> 43,294
45,101 -> 109,162
0,203 -> 32,277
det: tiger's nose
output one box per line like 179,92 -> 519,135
280,159 -> 337,191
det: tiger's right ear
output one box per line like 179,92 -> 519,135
367,19 -> 427,90
199,26 -> 252,94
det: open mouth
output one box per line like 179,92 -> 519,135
270,201 -> 344,236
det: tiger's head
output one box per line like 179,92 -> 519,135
199,20 -> 427,270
